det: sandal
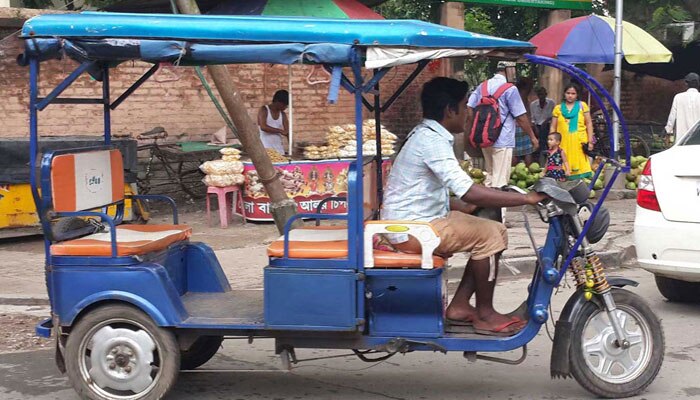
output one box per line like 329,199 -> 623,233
473,319 -> 526,337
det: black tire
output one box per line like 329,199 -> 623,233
654,275 -> 700,303
64,304 -> 180,400
626,134 -> 651,158
179,336 -> 223,370
569,289 -> 664,398
52,217 -> 96,242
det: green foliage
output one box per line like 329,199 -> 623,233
373,0 -> 438,22
481,6 -> 540,41
600,0 -> 698,41
463,7 -> 494,86
464,7 -> 494,35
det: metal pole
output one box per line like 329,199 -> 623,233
288,65 -> 293,156
102,65 -> 111,145
612,0 -> 624,156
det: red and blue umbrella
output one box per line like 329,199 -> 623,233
208,0 -> 384,20
530,15 -> 671,64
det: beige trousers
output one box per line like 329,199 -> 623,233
482,147 -> 514,223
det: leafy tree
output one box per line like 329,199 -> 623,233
374,0 -> 438,21
599,0 -> 698,42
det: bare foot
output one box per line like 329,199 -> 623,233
445,302 -> 477,323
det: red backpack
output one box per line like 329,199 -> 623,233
469,81 -> 514,148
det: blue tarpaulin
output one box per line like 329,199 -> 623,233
21,12 -> 533,67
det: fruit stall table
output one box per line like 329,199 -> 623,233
237,158 -> 390,221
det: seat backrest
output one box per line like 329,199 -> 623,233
50,149 -> 125,212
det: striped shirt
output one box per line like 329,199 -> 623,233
381,119 -> 473,243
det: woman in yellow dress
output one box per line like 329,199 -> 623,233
550,84 -> 594,180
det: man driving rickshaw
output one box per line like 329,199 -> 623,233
383,77 -> 545,335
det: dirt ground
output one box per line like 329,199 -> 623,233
0,314 -> 52,354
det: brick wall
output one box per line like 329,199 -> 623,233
0,32 -> 438,143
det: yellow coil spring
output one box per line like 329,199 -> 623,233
586,254 -> 611,292
569,257 -> 587,288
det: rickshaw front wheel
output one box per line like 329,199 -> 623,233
64,304 -> 180,400
569,288 -> 664,398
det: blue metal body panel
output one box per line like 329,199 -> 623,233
365,268 -> 445,338
51,242 -> 231,327
53,264 -> 187,326
264,267 -> 358,331
185,242 -> 231,293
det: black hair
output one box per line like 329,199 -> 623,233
548,132 -> 562,142
272,90 -> 289,105
563,83 -> 581,97
535,86 -> 547,95
688,79 -> 700,89
421,77 -> 470,121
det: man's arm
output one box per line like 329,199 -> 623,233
461,183 -> 545,208
516,114 -> 539,149
506,88 -> 538,149
282,112 -> 289,137
450,197 -> 477,215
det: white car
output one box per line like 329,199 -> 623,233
634,123 -> 700,302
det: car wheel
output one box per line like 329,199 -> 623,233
655,275 -> 700,303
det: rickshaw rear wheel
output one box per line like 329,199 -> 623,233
569,288 -> 664,398
180,336 -> 223,370
64,304 -> 180,400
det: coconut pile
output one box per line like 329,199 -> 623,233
303,120 -> 397,159
587,155 -> 648,196
199,148 -> 245,187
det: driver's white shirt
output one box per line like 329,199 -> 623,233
381,119 -> 473,243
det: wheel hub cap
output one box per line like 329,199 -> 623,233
582,309 -> 650,384
88,326 -> 156,393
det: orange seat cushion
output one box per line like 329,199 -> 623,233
267,227 -> 444,268
51,224 -> 192,257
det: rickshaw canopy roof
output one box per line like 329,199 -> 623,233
21,12 -> 533,67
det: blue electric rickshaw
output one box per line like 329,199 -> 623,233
20,12 -> 663,400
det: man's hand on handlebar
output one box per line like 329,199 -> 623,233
525,191 -> 548,205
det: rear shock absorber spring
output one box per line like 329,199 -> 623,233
569,257 -> 587,288
586,254 -> 611,293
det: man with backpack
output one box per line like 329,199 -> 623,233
467,61 -> 538,224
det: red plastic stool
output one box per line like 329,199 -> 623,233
205,185 -> 246,228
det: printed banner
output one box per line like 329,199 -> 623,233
238,159 -> 391,221
458,0 -> 591,10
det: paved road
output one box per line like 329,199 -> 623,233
1,267 -> 699,399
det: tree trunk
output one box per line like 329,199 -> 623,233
175,0 -> 298,234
